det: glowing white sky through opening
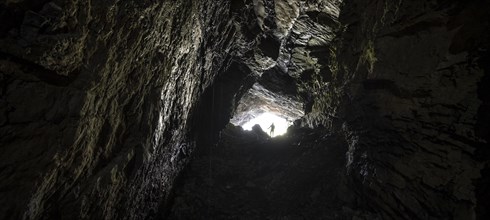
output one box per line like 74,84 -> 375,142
242,112 -> 290,137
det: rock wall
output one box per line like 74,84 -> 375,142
0,0 -> 239,219
304,0 -> 490,219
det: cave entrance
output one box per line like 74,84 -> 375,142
242,112 -> 289,137
230,83 -> 304,137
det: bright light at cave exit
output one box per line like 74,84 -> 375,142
242,112 -> 290,137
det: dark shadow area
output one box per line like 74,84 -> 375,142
190,60 -> 256,148
165,124 -> 349,219
0,51 -> 80,86
475,40 -> 490,220
258,66 -> 298,97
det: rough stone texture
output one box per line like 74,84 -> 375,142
0,0 -> 241,219
231,83 -> 304,127
303,0 -> 490,219
231,0 -> 342,129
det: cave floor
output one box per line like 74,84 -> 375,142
165,124 -> 349,220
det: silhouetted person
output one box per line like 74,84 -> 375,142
268,123 -> 275,136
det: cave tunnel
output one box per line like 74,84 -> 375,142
1,0 -> 490,220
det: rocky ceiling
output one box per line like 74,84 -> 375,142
0,0 -> 489,220
230,82 -> 304,128
232,0 -> 341,129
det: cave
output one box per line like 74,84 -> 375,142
0,0 -> 489,219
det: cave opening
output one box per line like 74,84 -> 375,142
168,1 -> 346,218
230,83 -> 304,137
241,112 -> 289,137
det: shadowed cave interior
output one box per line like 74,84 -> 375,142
0,0 -> 489,219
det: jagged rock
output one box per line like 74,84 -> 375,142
0,1 -> 248,219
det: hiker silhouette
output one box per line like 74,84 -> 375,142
268,123 -> 275,136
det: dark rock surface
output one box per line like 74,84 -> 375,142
302,0 -> 490,219
0,0 -> 489,219
0,1 -> 245,219
167,124 -> 349,219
